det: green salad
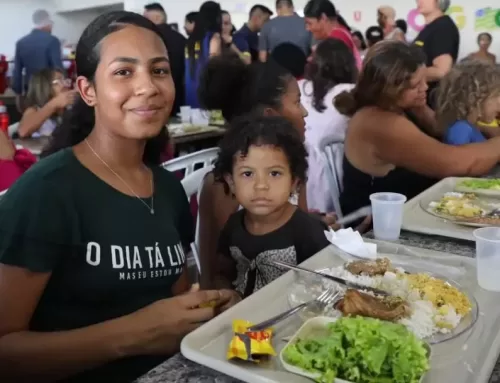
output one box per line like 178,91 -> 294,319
459,179 -> 500,190
283,317 -> 429,383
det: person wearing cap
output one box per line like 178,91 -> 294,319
413,0 -> 459,109
377,6 -> 404,41
12,9 -> 63,113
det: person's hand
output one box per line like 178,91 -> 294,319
51,90 -> 77,109
309,210 -> 340,231
0,130 -> 15,160
355,215 -> 372,234
128,290 -> 233,355
218,289 -> 242,312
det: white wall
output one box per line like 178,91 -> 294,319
0,0 -> 119,59
125,0 -> 500,59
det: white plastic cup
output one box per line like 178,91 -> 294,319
474,227 -> 500,292
369,192 -> 407,241
191,109 -> 210,126
180,106 -> 191,123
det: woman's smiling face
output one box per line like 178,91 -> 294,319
78,25 -> 175,140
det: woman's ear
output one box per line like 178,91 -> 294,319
263,107 -> 280,117
76,76 -> 96,107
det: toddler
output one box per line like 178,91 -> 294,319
437,61 -> 500,145
212,115 -> 330,298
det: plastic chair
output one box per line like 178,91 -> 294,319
181,165 -> 214,275
161,147 -> 219,176
7,122 -> 19,137
319,134 -> 344,221
0,189 -> 6,199
162,149 -> 219,276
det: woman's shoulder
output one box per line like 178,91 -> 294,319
351,106 -> 404,125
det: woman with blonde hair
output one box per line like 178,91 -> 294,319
17,68 -> 76,138
335,41 -> 500,218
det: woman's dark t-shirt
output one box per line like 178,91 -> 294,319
414,15 -> 459,108
0,148 -> 194,382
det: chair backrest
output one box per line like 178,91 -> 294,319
319,134 -> 344,220
181,165 -> 214,200
161,147 -> 219,176
184,165 -> 215,275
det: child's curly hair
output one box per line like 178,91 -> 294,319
213,114 -> 308,194
436,60 -> 500,133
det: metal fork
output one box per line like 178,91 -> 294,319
246,288 -> 340,332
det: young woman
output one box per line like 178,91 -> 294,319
0,11 -> 234,383
299,38 -> 357,214
335,41 -> 500,217
466,33 -> 496,64
220,10 -> 250,64
17,68 -> 76,138
185,1 -> 222,107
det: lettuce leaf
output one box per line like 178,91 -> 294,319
282,316 -> 429,383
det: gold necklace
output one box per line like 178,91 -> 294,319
84,138 -> 155,215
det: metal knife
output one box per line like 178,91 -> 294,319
273,260 -> 389,296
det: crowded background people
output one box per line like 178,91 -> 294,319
1,1 -> 500,381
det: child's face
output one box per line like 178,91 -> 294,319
481,94 -> 500,122
226,145 -> 297,217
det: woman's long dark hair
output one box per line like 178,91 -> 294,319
41,11 -> 169,164
186,1 -> 221,76
306,38 -> 357,112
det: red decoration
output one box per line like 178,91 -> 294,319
0,55 -> 8,95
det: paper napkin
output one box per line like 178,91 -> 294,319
324,228 -> 377,259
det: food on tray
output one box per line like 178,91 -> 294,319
210,110 -> 225,125
427,192 -> 500,224
429,192 -> 483,218
456,178 -> 500,193
226,319 -> 276,362
335,289 -> 411,321
345,257 -> 393,276
302,258 -> 473,338
406,273 -> 471,316
282,316 -> 429,383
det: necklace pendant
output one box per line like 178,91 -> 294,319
150,208 -> 155,215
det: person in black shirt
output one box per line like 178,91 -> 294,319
0,11 -> 235,383
413,0 -> 459,109
234,4 -> 273,62
144,3 -> 186,116
213,115 -> 330,298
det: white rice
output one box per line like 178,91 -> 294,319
290,265 -> 463,339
